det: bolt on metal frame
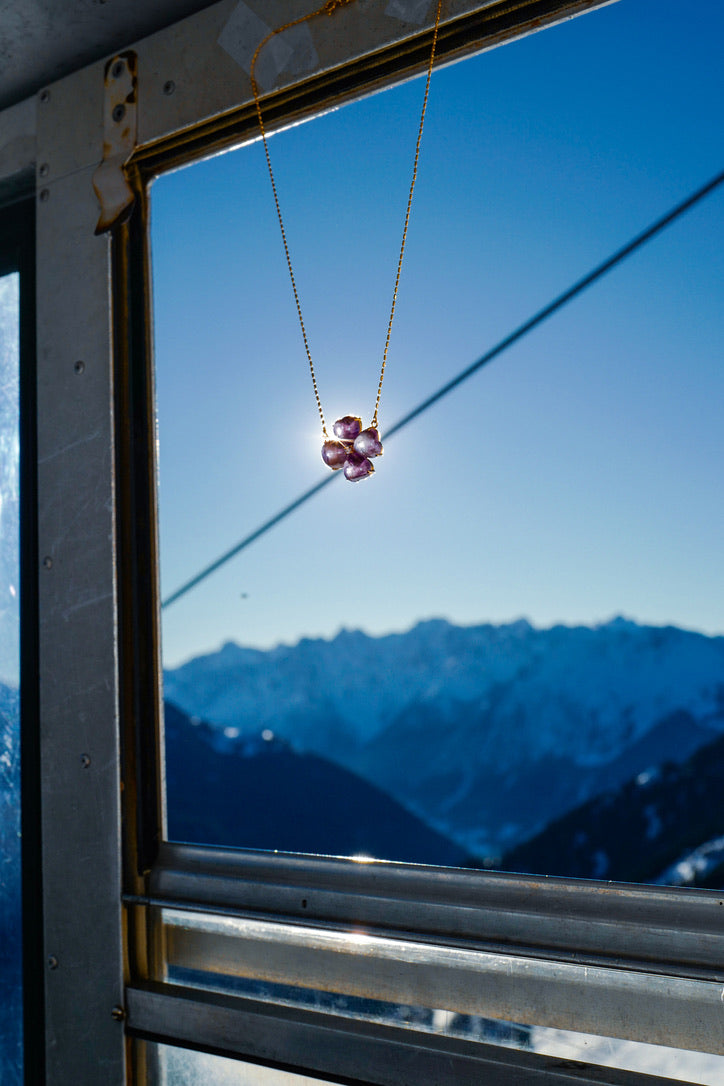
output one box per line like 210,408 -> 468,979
4,0 -> 724,1082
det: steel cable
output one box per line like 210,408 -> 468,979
162,167 -> 724,610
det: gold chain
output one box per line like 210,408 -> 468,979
250,0 -> 444,438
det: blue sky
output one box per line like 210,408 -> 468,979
152,0 -> 724,667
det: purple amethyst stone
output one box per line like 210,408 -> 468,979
333,415 -> 362,442
321,440 -> 348,470
353,427 -> 383,459
344,452 -> 374,482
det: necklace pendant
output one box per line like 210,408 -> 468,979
322,418 -> 384,481
255,0 -> 442,493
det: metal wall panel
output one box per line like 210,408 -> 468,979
0,97 -> 35,202
33,62 -> 104,189
35,93 -> 126,1081
0,0 -> 222,112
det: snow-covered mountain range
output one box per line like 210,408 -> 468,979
163,617 -> 724,855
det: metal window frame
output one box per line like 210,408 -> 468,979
126,981 -> 684,1086
125,841 -> 724,1059
4,0 -> 724,1082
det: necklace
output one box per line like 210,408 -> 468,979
251,0 -> 443,481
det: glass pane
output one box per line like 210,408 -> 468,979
531,1028 -> 724,1085
153,3 -> 724,878
0,271 -> 22,1082
148,1043 -> 344,1085
146,1036 -> 724,1086
157,907 -> 724,1085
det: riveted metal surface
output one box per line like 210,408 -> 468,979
0,96 -> 36,202
33,59 -> 105,187
0,0 -> 223,113
93,52 -> 139,233
35,117 -> 125,1084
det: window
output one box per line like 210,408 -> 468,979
146,1044 -> 346,1085
8,0 -> 724,1081
138,1 -> 724,1081
153,0 -> 724,883
0,196 -> 37,1086
0,267 -> 21,1085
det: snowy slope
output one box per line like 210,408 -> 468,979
0,682 -> 20,915
164,700 -> 471,865
0,682 -> 22,1086
502,728 -> 724,885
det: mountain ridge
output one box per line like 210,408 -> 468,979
163,617 -> 724,854
166,616 -> 724,739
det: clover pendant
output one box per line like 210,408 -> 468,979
321,416 -> 383,482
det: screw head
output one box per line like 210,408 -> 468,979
111,59 -> 125,79
74,359 -> 85,375
112,103 -> 126,123
40,89 -> 50,103
42,556 -> 53,570
163,80 -> 176,96
111,1005 -> 126,1022
80,753 -> 91,769
39,189 -> 50,203
39,163 -> 49,178
47,955 -> 59,970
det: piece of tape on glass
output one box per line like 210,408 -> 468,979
219,2 -> 319,92
385,0 -> 435,25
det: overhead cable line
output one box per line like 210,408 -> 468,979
162,166 -> 724,610
162,475 -> 337,609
